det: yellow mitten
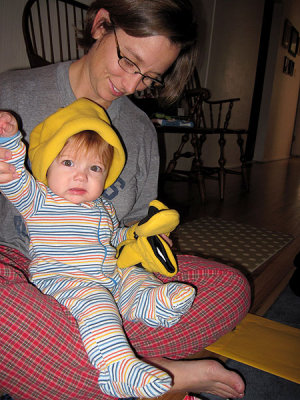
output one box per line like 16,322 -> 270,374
116,235 -> 178,277
117,200 -> 179,277
126,200 -> 180,239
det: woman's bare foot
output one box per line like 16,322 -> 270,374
146,357 -> 245,399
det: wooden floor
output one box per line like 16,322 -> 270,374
160,157 -> 300,237
159,156 -> 300,313
154,157 -> 300,400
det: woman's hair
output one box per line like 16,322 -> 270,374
61,131 -> 114,171
78,0 -> 198,104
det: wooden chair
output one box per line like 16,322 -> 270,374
156,70 -> 249,201
22,0 -> 88,68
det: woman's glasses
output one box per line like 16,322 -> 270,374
113,27 -> 165,89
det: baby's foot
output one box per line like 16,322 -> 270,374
135,282 -> 196,327
98,356 -> 172,398
0,112 -> 18,137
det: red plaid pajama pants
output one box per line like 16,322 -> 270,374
0,245 -> 250,400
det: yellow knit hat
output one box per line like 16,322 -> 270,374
29,98 -> 125,189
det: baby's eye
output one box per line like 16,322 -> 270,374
62,160 -> 73,167
90,165 -> 103,173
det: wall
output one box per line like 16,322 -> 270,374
191,0 -> 216,87
254,0 -> 300,161
202,0 -> 264,167
164,0 -> 264,170
292,94 -> 300,155
0,0 -> 29,73
164,0 -> 300,169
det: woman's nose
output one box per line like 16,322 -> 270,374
122,73 -> 144,94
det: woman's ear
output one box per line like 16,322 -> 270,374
91,8 -> 111,40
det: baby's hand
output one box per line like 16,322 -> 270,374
0,111 -> 18,137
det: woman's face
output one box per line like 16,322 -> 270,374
81,24 -> 180,108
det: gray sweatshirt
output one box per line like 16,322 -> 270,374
0,61 -> 159,258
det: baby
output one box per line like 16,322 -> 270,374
0,98 -> 195,398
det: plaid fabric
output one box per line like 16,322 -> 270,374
125,254 -> 251,359
0,245 -> 250,400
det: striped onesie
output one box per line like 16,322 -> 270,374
0,132 -> 195,398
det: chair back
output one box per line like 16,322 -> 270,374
22,0 -> 88,68
192,95 -> 241,131
180,68 -> 241,131
179,68 -> 204,112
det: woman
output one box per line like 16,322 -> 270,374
0,1 -> 250,399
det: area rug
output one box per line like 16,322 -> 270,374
173,217 -> 294,273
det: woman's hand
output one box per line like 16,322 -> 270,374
0,148 -> 17,183
160,233 -> 173,247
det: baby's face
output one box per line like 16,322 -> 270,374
47,143 -> 108,204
